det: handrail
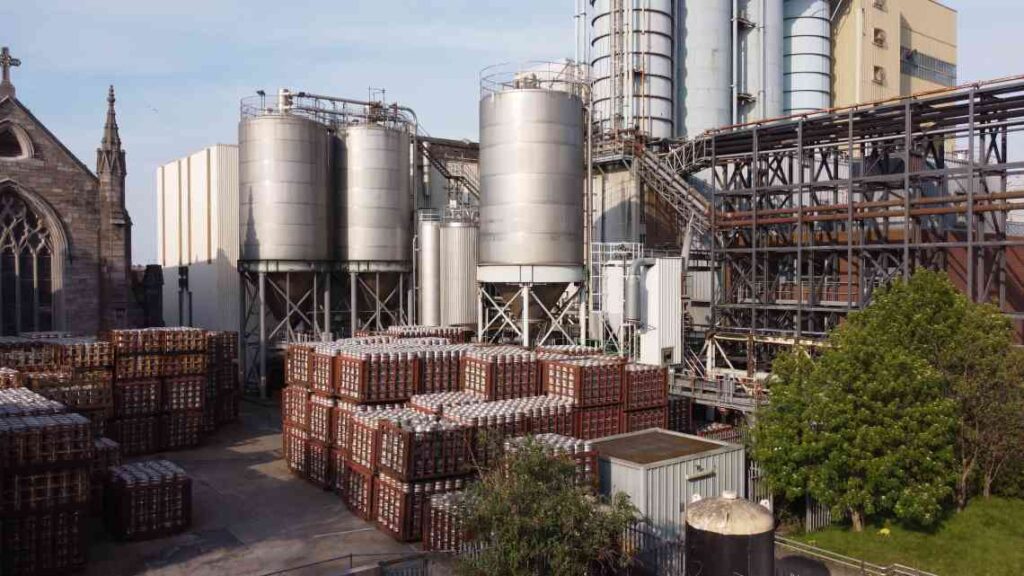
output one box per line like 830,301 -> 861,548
776,536 -> 939,576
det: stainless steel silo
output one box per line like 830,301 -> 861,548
679,0 -> 733,137
478,88 -> 584,268
239,114 -> 331,261
741,0 -> 785,123
417,212 -> 441,326
784,0 -> 832,114
440,220 -> 478,327
337,124 -> 412,263
590,0 -> 675,139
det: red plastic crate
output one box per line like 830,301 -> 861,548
378,421 -> 472,482
309,394 -> 335,445
0,413 -> 94,469
621,405 -> 668,433
307,439 -> 332,489
545,358 -> 624,408
460,352 -> 539,401
573,405 -> 622,440
113,379 -> 162,417
0,509 -> 87,575
349,418 -> 380,472
163,376 -> 205,412
0,468 -> 90,514
161,411 -> 203,450
285,345 -> 313,388
374,473 -> 468,542
623,364 -> 668,411
281,386 -> 310,429
104,460 -> 192,541
108,416 -> 161,457
667,395 -> 693,434
335,354 -> 419,403
283,425 -> 309,476
339,460 -> 375,521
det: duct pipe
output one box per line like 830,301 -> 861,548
625,258 -> 655,324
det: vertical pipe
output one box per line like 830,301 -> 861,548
522,284 -> 531,348
903,101 -> 912,279
968,89 -> 976,302
258,271 -> 267,400
350,271 -> 358,335
399,273 -> 406,326
323,272 -> 331,339
732,0 -> 740,124
238,270 -> 246,393
374,272 -> 382,330
477,285 -> 484,342
32,256 -> 39,332
13,256 -> 20,335
847,110 -> 855,310
313,272 -> 320,336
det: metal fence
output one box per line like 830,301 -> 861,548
776,537 -> 939,576
621,522 -> 685,576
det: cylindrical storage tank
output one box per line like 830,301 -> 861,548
478,88 -> 584,267
440,220 -> 478,327
742,0 -> 785,123
337,124 -> 412,263
784,0 -> 832,114
685,491 -> 775,576
239,114 -> 331,261
679,0 -> 733,137
417,212 -> 441,326
590,0 -> 675,139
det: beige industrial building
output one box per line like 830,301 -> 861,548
832,0 -> 958,107
156,144 -> 240,332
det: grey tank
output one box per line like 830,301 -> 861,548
417,214 -> 441,326
337,124 -> 412,263
440,221 -> 478,326
478,88 -> 584,267
239,114 -> 331,261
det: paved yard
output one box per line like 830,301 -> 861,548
85,401 -> 423,576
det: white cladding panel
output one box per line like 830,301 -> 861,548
161,262 -> 240,333
157,144 -> 240,267
640,258 -> 682,366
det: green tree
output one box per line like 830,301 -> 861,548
979,347 -> 1024,499
457,439 -> 637,576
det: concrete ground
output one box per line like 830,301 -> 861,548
85,401 -> 426,576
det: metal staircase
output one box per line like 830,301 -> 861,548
634,148 -> 711,240
419,141 -> 480,200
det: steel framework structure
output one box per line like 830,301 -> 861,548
697,78 -> 1024,369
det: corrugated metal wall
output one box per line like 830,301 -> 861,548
640,258 -> 682,365
600,443 -> 746,538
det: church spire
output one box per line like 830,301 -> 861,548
97,85 -> 125,176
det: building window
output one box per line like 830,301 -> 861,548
0,189 -> 55,335
0,124 -> 33,160
873,0 -> 887,10
873,28 -> 887,47
873,66 -> 887,85
901,48 -> 957,87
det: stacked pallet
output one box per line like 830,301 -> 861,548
621,364 -> 669,433
91,437 -> 122,515
697,422 -> 743,443
504,433 -> 597,489
104,460 -> 192,540
387,325 -> 472,343
0,388 -> 91,575
0,366 -> 22,388
443,396 -> 575,469
667,394 -> 693,434
423,491 -> 470,553
544,357 -> 625,440
460,347 -> 539,401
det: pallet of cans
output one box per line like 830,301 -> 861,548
0,366 -> 23,389
54,338 -> 112,371
332,401 -> 357,459
163,376 -> 205,412
0,413 -> 93,469
0,388 -> 65,418
386,325 -> 470,343
281,386 -> 310,429
621,405 -> 668,433
378,414 -> 472,481
108,416 -> 161,456
338,460 -> 375,521
423,491 -> 469,553
544,357 -> 624,408
697,422 -> 743,443
622,364 -> 668,411
0,338 -> 58,373
409,392 -> 484,416
162,411 -> 203,450
335,350 -> 419,404
444,396 -> 575,469
505,433 -> 597,489
309,351 -> 335,396
1,509 -> 87,575
283,425 -> 309,477
104,460 -> 192,541
573,404 -> 622,440
285,344 -> 314,388
113,379 -> 161,418
375,474 -> 469,542
90,437 -> 121,515
307,439 -> 332,489
24,370 -> 114,412
667,395 -> 692,434
415,345 -> 473,394
309,394 -> 335,445
460,347 -> 539,401
348,406 -> 408,471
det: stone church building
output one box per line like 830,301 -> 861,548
0,47 -> 137,335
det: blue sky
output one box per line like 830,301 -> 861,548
0,0 -> 1018,264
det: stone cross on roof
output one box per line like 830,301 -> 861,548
0,46 -> 21,98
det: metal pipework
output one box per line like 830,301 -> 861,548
625,258 -> 655,324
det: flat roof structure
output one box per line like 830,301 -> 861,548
591,429 -> 724,465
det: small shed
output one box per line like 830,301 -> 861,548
591,428 -> 746,538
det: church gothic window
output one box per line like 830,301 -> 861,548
0,124 -> 31,160
0,188 -> 54,334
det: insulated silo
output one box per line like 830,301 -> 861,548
417,212 -> 441,326
239,114 -> 331,261
742,0 -> 785,123
591,0 -> 675,139
440,219 -> 478,327
679,0 -> 733,137
478,87 -> 584,269
784,0 -> 832,114
337,124 -> 412,264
